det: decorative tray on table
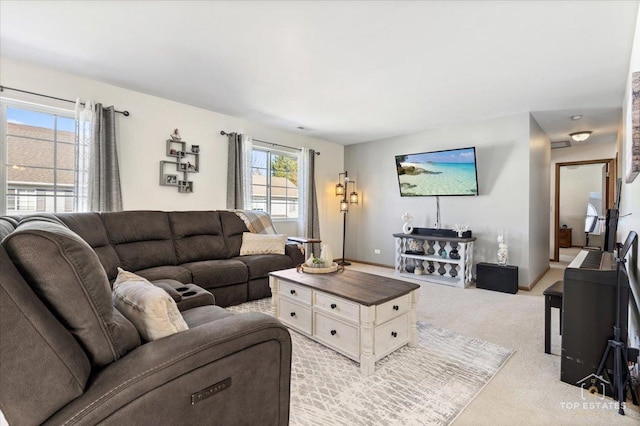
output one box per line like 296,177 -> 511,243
296,262 -> 344,274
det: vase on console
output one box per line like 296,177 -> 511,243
497,230 -> 508,266
402,212 -> 414,234
450,242 -> 460,260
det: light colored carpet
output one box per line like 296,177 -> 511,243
346,261 -> 640,425
227,298 -> 514,425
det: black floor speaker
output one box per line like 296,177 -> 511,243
476,262 -> 518,294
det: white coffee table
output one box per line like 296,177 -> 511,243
269,268 -> 420,375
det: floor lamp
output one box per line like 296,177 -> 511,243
336,171 -> 358,266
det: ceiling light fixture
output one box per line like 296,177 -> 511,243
570,115 -> 583,121
569,131 -> 592,142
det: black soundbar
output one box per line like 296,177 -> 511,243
412,228 -> 472,238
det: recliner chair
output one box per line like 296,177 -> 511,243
0,218 -> 291,425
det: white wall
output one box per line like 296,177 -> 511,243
344,113 -> 546,287
529,116 -> 551,284
559,164 -> 604,247
617,8 -> 640,354
0,58 -> 345,252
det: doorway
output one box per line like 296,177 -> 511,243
552,158 -> 616,262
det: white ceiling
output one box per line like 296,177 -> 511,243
0,1 -> 637,145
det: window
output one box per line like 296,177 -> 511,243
1,101 -> 86,214
251,147 -> 299,219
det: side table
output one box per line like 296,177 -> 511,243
558,228 -> 572,248
287,236 -> 322,257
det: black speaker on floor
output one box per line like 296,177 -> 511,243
476,263 -> 518,294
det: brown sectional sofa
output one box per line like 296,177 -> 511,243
20,210 -> 304,307
0,210 -> 301,425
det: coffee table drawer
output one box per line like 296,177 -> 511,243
376,294 -> 410,325
279,280 -> 312,305
313,311 -> 359,359
314,292 -> 359,322
278,298 -> 312,335
375,313 -> 409,357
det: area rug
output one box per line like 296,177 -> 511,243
227,298 -> 514,425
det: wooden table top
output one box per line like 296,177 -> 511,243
269,268 -> 420,306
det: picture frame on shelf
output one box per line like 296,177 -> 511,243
178,180 -> 193,193
405,238 -> 424,255
191,145 -> 200,154
164,174 -> 178,185
178,163 -> 187,172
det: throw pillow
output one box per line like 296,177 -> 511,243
113,268 -> 189,341
239,232 -> 288,255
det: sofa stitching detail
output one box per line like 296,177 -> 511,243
167,212 -> 182,263
9,231 -> 120,362
1,285 -> 88,390
61,321 -> 286,426
56,235 -> 123,360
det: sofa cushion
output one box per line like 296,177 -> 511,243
236,254 -> 293,280
0,246 -> 92,426
101,211 -> 177,271
0,216 -> 16,241
207,283 -> 248,308
220,210 -> 250,258
239,232 -> 288,255
168,211 -> 229,263
57,212 -> 121,280
135,265 -> 192,283
113,269 -> 189,342
19,213 -> 66,226
183,259 -> 249,289
2,220 -> 141,367
180,304 -> 234,327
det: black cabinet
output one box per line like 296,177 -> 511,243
476,263 -> 518,294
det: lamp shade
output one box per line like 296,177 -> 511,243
349,191 -> 359,204
340,200 -> 349,212
335,183 -> 345,196
569,131 -> 592,142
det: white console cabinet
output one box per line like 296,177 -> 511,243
393,233 -> 476,288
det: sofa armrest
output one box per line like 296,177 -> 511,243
151,279 -> 216,311
285,242 -> 305,266
44,313 -> 291,426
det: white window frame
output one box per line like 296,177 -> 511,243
251,142 -> 299,221
0,98 -> 78,215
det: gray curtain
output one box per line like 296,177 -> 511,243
226,132 -> 251,209
304,149 -> 321,254
89,104 -> 122,211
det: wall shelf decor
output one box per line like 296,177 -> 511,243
159,138 -> 199,193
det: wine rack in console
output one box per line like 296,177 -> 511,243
393,232 -> 476,288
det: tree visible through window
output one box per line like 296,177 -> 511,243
251,147 -> 298,219
1,102 -> 85,214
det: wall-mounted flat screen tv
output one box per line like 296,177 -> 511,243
395,147 -> 479,196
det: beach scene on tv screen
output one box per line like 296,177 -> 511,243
396,148 -> 478,196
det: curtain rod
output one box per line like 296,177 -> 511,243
0,85 -> 130,116
220,130 -> 320,155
